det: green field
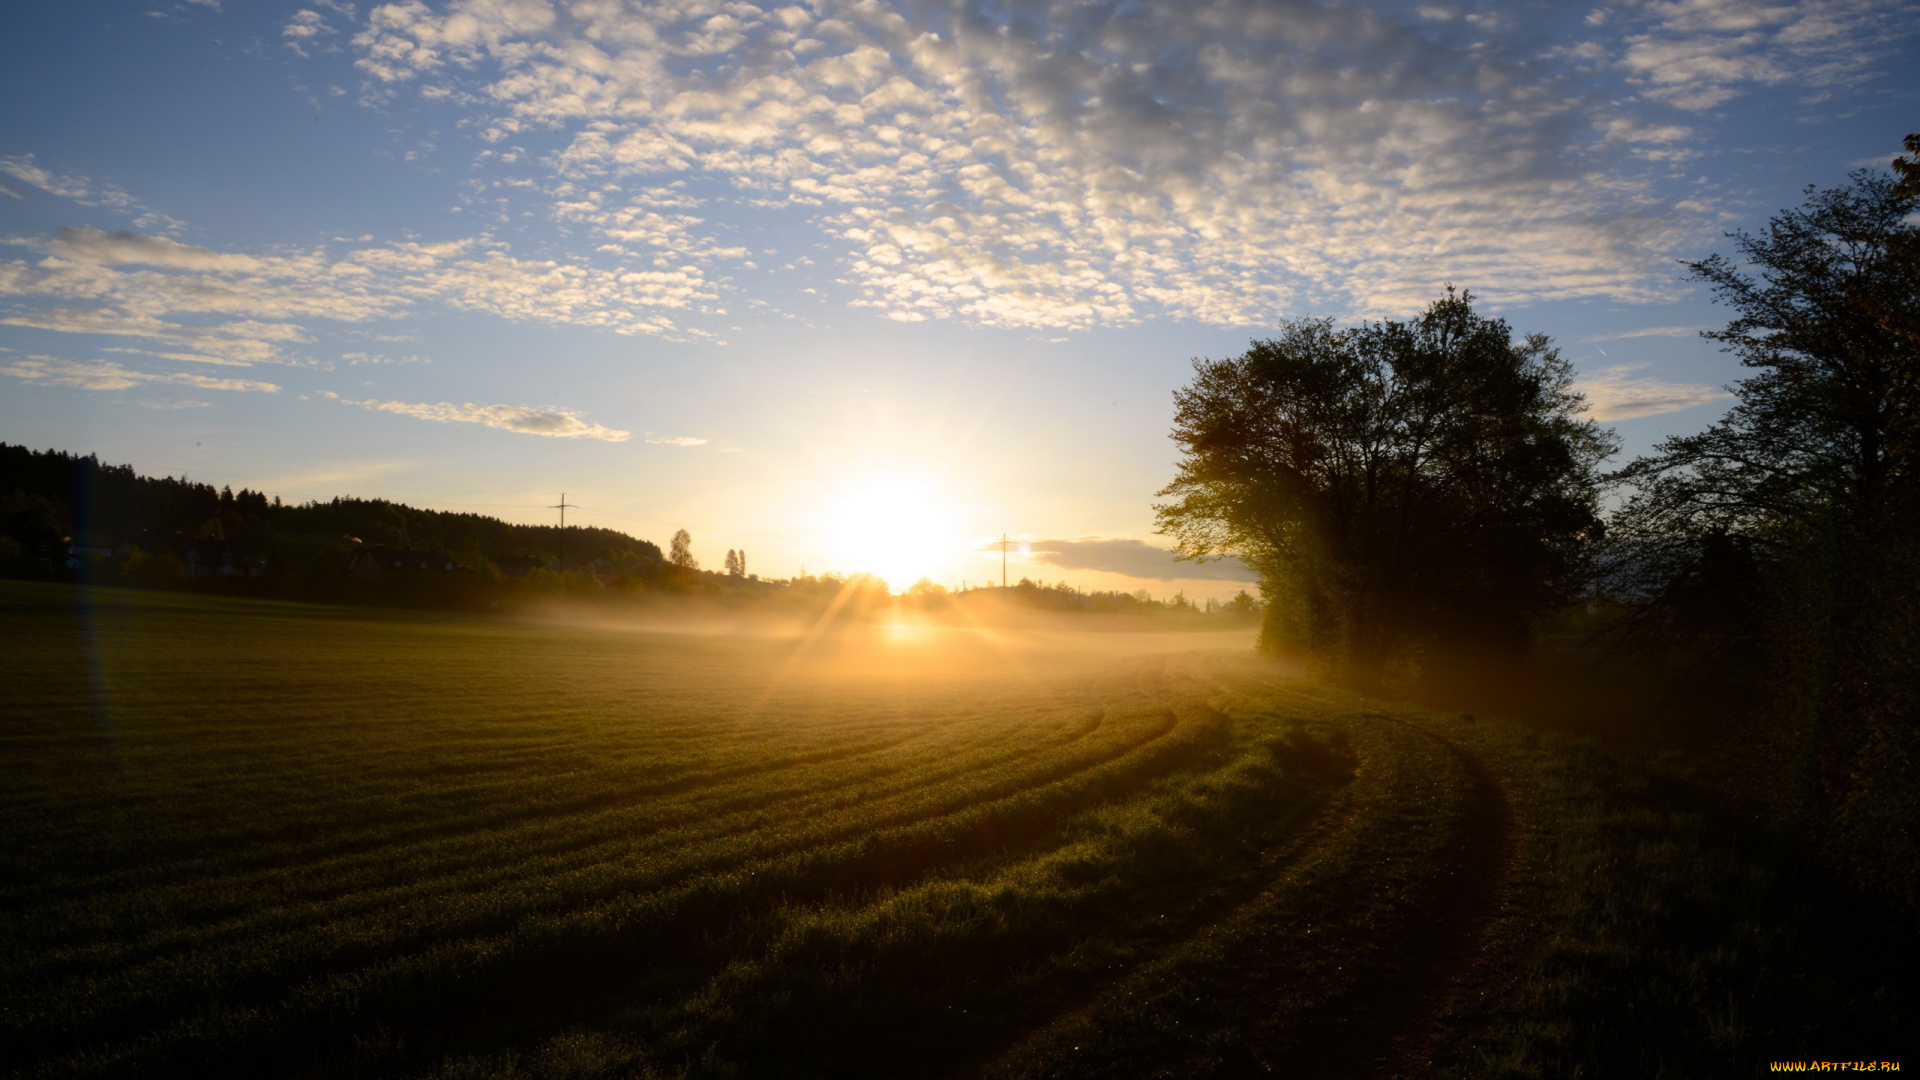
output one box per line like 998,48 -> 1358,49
1,582 -> 1909,1078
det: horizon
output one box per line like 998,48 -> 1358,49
9,439 -> 1270,602
3,0 -> 1915,598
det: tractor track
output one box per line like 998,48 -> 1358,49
1344,713 -> 1519,1079
1207,698 -> 1521,1079
977,685 -> 1522,1080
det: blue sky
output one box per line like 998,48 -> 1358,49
1,0 -> 1914,595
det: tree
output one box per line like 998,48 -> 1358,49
1616,167 -> 1919,548
1155,288 -> 1614,684
1886,134 -> 1920,353
669,529 -> 698,570
1226,590 -> 1260,620
1610,157 -> 1920,900
724,548 -> 740,576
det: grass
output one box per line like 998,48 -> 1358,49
0,581 -> 1910,1078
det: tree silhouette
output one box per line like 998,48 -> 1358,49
669,529 -> 698,570
1611,157 -> 1919,902
1156,288 -> 1614,683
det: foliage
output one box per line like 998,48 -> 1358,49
0,443 -> 224,541
943,577 -> 1254,619
669,528 -> 698,569
1613,169 -> 1919,546
1608,158 -> 1920,908
115,547 -> 186,587
1155,289 -> 1615,684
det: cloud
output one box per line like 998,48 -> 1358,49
645,435 -> 708,446
0,155 -> 140,210
152,351 -> 257,367
1575,363 -> 1732,421
1614,0 -> 1910,111
0,227 -> 397,363
1586,324 -> 1714,341
0,307 -> 306,366
0,354 -> 280,393
0,155 -> 95,200
398,251 -> 718,334
45,226 -> 262,271
330,394 -> 630,441
11,0 -> 1909,358
1023,537 -> 1257,582
334,0 -> 1918,329
284,9 -> 337,55
0,223 -> 718,366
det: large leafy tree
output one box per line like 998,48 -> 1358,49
1155,288 -> 1615,683
1610,154 -> 1920,896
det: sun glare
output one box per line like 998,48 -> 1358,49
830,479 -> 955,589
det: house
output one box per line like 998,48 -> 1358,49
64,533 -> 117,571
345,546 -> 460,579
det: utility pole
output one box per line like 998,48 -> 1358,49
550,493 -> 577,574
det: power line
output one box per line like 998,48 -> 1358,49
549,493 -> 577,573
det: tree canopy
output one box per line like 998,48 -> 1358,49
1156,288 -> 1614,682
1614,169 -> 1918,548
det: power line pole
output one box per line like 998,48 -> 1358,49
550,493 -> 577,574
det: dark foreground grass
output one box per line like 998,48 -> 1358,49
0,581 -> 1910,1078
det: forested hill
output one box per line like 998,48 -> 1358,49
0,443 -> 663,567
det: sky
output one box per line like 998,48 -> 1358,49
1,0 -> 1915,597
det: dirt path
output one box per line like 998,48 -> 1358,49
1226,708 -> 1516,1078
1369,717 -> 1519,1078
979,689 -> 1524,1080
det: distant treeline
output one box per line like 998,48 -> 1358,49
938,575 -> 1260,619
0,442 -> 662,570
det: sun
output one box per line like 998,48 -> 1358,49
830,479 -> 955,589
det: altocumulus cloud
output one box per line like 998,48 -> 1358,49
0,354 -> 279,393
1024,538 -> 1257,583
0,217 -> 722,376
326,393 -> 630,442
340,0 -> 1909,327
9,1 -> 1909,359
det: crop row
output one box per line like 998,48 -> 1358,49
4,589 -> 1306,1077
